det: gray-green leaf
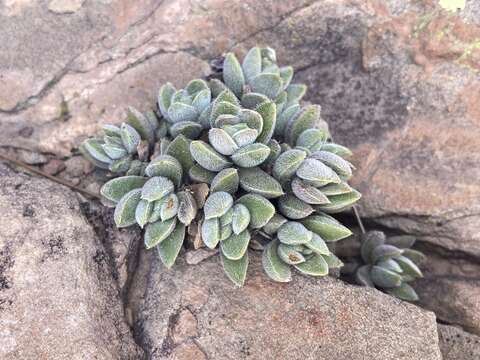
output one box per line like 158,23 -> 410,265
157,223 -> 186,269
113,189 -> 142,228
141,176 -> 174,202
221,251 -> 248,287
238,167 -> 284,199
221,230 -> 251,260
231,143 -> 270,168
202,218 -> 220,249
144,217 -> 177,249
210,168 -> 239,194
277,221 -> 313,245
204,192 -> 233,219
236,194 -> 275,229
101,176 -> 147,203
231,204 -> 250,235
294,254 -> 328,276
262,240 -> 292,282
190,140 -> 232,172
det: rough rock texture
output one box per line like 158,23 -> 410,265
1,0 -> 480,354
0,163 -> 142,359
438,324 -> 480,360
413,244 -> 480,335
134,254 -> 441,360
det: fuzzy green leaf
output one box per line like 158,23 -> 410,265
202,218 -> 220,249
377,259 -> 403,273
102,124 -> 121,137
168,102 -> 198,124
387,235 -> 416,249
250,73 -> 282,99
208,128 -> 239,156
231,204 -> 250,235
218,207 -> 232,227
278,243 -> 305,265
285,105 -> 320,145
189,164 -> 215,184
190,140 -> 232,172
120,123 -> 141,154
285,84 -> 307,108
272,149 -> 307,181
316,190 -> 362,213
304,233 -> 330,255
402,249 -> 427,264
274,104 -> 300,137
160,193 -> 179,221
262,240 -> 292,282
371,244 -> 403,263
204,191 -> 233,220
318,182 -> 353,196
241,92 -> 270,110
278,221 -> 313,245
157,223 -> 186,269
210,168 -> 239,194
395,256 -> 423,278
296,158 -> 341,187
223,52 -> 245,98
291,177 -> 330,205
232,128 -> 258,148
311,151 -> 353,179
177,191 -> 197,226
355,265 -> 374,287
170,121 -> 202,139
135,199 -> 153,228
109,157 -> 132,173
361,231 -> 386,264
296,129 -> 327,152
214,114 -> 240,128
278,195 -> 314,220
221,251 -> 248,287
255,100 -> 276,144
221,230 -> 251,260
145,155 -> 183,187
114,189 -> 142,228
101,176 -> 147,203
144,217 -> 177,249
231,143 -> 270,168
279,66 -> 293,89
236,194 -> 275,229
262,214 -> 287,235
127,107 -> 155,144
102,143 -> 127,160
302,214 -> 352,242
320,143 -> 353,158
371,266 -> 403,288
158,82 -> 176,118
238,167 -> 284,199
166,135 -> 194,173
294,254 -> 328,276
209,78 -> 228,98
242,47 -> 262,82
239,109 -> 263,134
386,283 -> 419,301
141,176 -> 174,202
185,79 -> 208,96
322,253 -> 343,268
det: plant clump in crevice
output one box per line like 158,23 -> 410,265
81,46 -> 362,287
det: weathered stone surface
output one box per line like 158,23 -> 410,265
0,163 -> 142,359
438,324 -> 480,360
412,245 -> 480,335
135,254 -> 441,360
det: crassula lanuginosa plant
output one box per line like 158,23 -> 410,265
353,231 -> 426,301
81,46 -> 361,286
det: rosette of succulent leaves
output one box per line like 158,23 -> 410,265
352,231 -> 426,301
81,46 -> 362,286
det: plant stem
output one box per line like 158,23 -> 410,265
0,152 -> 100,200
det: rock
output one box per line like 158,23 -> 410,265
412,245 -> 480,335
42,158 -> 66,175
48,0 -> 84,14
438,324 -> 480,360
0,163 -> 142,359
135,255 -> 441,360
185,248 -> 217,265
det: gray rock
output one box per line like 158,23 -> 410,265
438,324 -> 480,360
135,254 -> 441,360
0,163 -> 142,359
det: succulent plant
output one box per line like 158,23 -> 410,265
80,107 -> 163,175
82,46 -> 362,287
354,231 -> 426,301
